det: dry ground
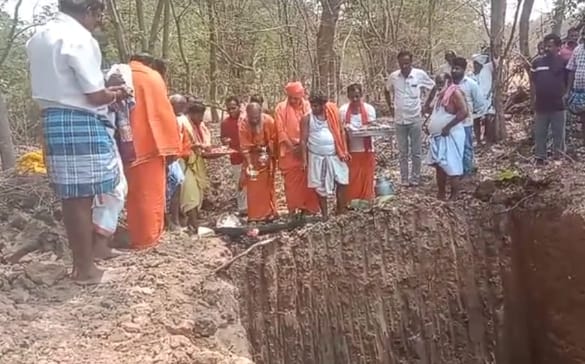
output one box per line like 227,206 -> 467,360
2,116 -> 585,363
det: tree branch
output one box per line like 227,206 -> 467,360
0,0 -> 25,69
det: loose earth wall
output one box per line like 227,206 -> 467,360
227,183 -> 585,364
229,196 -> 506,364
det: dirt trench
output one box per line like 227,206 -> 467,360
224,189 -> 585,364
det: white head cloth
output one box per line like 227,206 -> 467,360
471,54 -> 489,65
106,63 -> 134,92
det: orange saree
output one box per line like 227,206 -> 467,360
275,100 -> 319,214
239,114 -> 278,221
126,61 -> 181,249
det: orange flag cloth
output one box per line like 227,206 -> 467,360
126,60 -> 181,250
239,114 -> 278,221
344,103 -> 375,201
275,97 -> 319,214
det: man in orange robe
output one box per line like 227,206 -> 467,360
239,102 -> 278,222
126,57 -> 181,249
275,82 -> 320,216
339,83 -> 377,202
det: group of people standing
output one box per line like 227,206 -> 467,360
531,27 -> 585,165
26,0 -> 580,286
384,50 -> 494,199
215,82 -> 378,222
25,0 -> 381,283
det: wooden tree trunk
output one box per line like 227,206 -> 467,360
0,93 -> 16,170
206,0 -> 220,123
106,0 -> 130,61
170,1 -> 192,92
315,0 -> 343,100
491,0 -> 507,142
147,0 -> 166,54
551,0 -> 566,36
161,0 -> 170,59
518,0 -> 535,60
135,0 -> 148,51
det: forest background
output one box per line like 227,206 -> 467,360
0,0 -> 584,167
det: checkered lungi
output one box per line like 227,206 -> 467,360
165,160 -> 185,212
42,108 -> 119,199
567,89 -> 585,115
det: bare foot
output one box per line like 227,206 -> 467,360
72,265 -> 105,286
110,230 -> 130,250
94,247 -> 127,261
167,222 -> 182,232
94,236 -> 128,260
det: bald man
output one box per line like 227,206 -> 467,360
239,102 -> 278,222
170,94 -> 187,116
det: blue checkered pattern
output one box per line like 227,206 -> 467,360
42,108 -> 119,199
165,161 -> 184,211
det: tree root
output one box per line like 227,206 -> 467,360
213,237 -> 277,274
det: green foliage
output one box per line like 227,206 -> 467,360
496,168 -> 521,182
0,0 -> 490,143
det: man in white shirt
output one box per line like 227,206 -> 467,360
470,54 -> 495,144
385,51 -> 435,186
438,50 -> 456,76
451,57 -> 487,175
27,0 -> 128,284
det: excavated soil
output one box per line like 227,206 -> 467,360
506,183 -> 585,364
223,158 -> 585,364
0,211 -> 253,364
4,119 -> 585,363
228,195 -> 502,363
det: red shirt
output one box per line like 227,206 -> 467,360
220,115 -> 244,165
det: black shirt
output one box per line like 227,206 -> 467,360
531,54 -> 567,112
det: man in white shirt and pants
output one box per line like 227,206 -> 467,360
385,51 -> 435,186
27,0 -> 128,284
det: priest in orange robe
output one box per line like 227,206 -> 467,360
126,56 -> 180,249
275,82 -> 320,216
239,102 -> 278,222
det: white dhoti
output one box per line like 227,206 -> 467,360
307,151 -> 349,197
92,132 -> 127,237
306,112 -> 349,197
230,164 -> 247,212
425,104 -> 465,176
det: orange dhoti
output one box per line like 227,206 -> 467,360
243,165 -> 277,221
274,91 -> 319,215
280,156 -> 319,214
347,151 -> 375,201
239,113 -> 278,222
125,157 -> 166,249
127,60 -> 181,249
